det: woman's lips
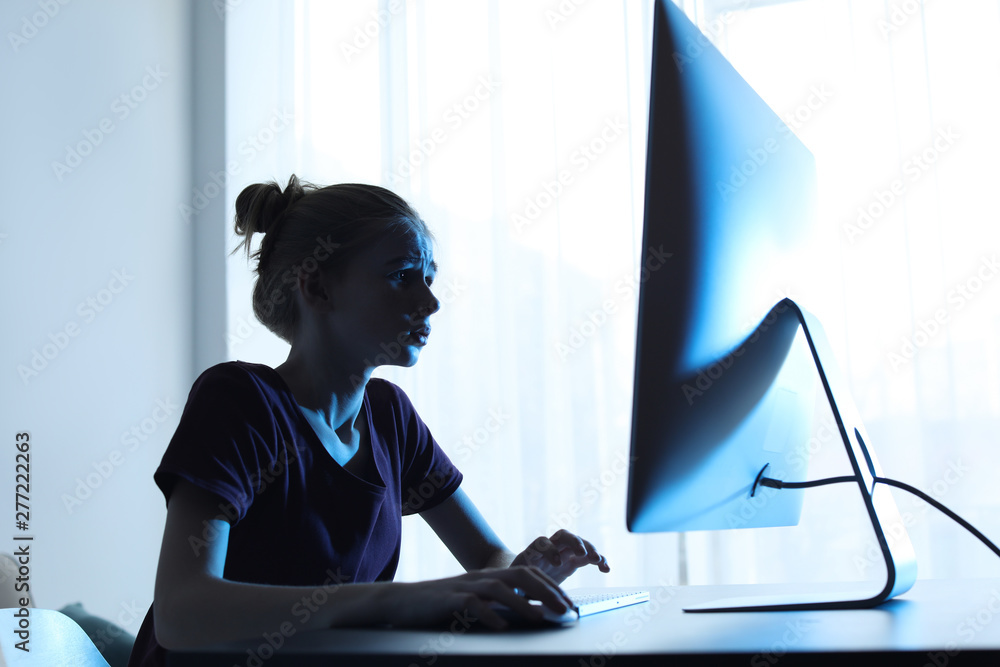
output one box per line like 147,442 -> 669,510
406,327 -> 430,346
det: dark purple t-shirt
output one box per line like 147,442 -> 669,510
127,361 -> 462,666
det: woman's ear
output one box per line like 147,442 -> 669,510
296,267 -> 334,312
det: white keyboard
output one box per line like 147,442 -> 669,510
569,588 -> 651,617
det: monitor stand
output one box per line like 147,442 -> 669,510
684,299 -> 917,613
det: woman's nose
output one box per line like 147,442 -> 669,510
418,291 -> 440,317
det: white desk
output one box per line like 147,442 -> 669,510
167,578 -> 1000,666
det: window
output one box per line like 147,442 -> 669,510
225,0 -> 1000,586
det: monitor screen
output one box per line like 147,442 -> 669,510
626,1 -> 819,533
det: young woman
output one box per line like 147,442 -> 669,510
127,176 -> 609,665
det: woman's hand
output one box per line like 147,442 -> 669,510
383,566 -> 574,630
510,529 -> 610,584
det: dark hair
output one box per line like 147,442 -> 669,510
233,175 -> 432,343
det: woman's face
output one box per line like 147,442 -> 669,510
316,231 -> 440,370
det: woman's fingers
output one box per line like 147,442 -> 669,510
537,531 -> 611,573
474,577 -> 546,618
499,565 -> 573,612
550,529 -> 588,556
448,568 -> 570,627
526,535 -> 562,566
511,532 -> 611,585
578,537 -> 610,571
451,592 -> 511,630
412,534 -> 611,631
393,571 -> 565,630
596,553 -> 611,572
585,544 -> 611,573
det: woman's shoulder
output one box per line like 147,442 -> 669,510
364,377 -> 416,409
364,376 -> 400,397
181,361 -> 294,420
191,360 -> 284,395
365,378 -> 429,429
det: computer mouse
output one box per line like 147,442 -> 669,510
489,600 -> 580,627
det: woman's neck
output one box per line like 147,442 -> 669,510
274,350 -> 371,437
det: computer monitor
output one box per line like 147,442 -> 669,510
626,0 -> 916,611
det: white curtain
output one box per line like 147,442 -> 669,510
224,0 -> 1000,590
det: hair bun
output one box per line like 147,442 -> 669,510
235,175 -> 311,237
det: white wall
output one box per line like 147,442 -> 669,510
0,0 -> 198,629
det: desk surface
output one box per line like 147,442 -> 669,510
168,578 -> 1000,666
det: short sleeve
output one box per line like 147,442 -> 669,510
376,381 -> 463,515
154,363 -> 281,523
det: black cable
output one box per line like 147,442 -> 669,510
873,476 -> 1000,560
757,474 -> 1000,561
758,475 -> 857,490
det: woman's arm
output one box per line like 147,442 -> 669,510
154,480 -> 571,649
153,479 -> 395,649
421,487 -> 611,583
419,487 -> 517,570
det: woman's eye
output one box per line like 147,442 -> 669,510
390,269 -> 433,285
